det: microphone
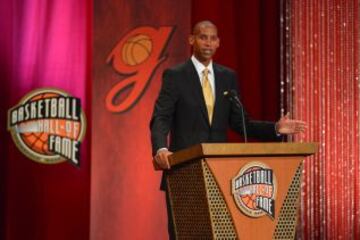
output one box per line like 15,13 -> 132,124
224,90 -> 248,142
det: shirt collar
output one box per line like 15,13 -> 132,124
191,55 -> 214,76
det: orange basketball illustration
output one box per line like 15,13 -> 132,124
122,34 -> 152,66
20,119 -> 81,155
19,93 -> 59,155
238,167 -> 262,210
241,194 -> 257,210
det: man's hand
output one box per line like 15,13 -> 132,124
154,149 -> 173,170
276,112 -> 307,134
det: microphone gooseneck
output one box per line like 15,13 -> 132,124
223,90 -> 248,142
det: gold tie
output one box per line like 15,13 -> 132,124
202,68 -> 214,124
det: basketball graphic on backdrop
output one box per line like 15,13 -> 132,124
105,26 -> 174,113
7,88 -> 86,166
122,34 -> 153,66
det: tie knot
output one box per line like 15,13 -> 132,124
203,68 -> 209,76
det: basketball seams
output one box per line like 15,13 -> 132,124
122,34 -> 152,66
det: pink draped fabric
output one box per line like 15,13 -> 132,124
12,0 -> 90,93
0,0 -> 91,239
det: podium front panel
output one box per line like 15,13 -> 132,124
166,149 -> 310,239
167,160 -> 238,239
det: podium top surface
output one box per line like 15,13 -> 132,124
168,142 -> 318,167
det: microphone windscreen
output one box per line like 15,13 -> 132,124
230,89 -> 238,97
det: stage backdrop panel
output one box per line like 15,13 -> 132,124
282,0 -> 360,238
0,0 -> 91,240
91,0 -> 190,239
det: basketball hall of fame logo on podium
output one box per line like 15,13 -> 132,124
7,88 -> 86,167
232,161 -> 277,219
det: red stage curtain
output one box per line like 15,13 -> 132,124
192,0 -> 281,124
285,0 -> 360,238
0,0 -> 92,239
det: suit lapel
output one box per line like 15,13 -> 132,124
185,60 -> 210,125
212,64 -> 224,128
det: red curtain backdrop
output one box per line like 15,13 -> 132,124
284,0 -> 360,238
192,0 -> 281,124
0,0 -> 92,240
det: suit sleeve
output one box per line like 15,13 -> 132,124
228,73 -> 282,142
150,69 -> 178,155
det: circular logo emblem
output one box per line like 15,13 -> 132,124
7,88 -> 86,166
122,34 -> 153,66
232,162 -> 277,218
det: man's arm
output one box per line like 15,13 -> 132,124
228,73 -> 282,141
150,69 -> 178,169
153,149 -> 172,170
228,74 -> 306,139
275,112 -> 307,134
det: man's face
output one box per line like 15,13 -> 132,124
189,25 -> 220,64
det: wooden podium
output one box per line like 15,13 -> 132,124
165,143 -> 317,239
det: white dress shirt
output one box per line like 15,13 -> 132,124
191,55 -> 216,97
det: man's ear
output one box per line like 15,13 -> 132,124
215,38 -> 220,48
188,35 -> 194,45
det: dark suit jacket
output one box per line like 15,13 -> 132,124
150,59 -> 281,156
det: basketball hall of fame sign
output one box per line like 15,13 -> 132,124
7,88 -> 86,167
232,161 -> 277,219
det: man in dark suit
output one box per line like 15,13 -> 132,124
151,20 -> 305,169
150,20 -> 305,239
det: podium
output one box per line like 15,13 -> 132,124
165,143 -> 317,239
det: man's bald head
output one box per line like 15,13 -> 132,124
192,20 -> 218,35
